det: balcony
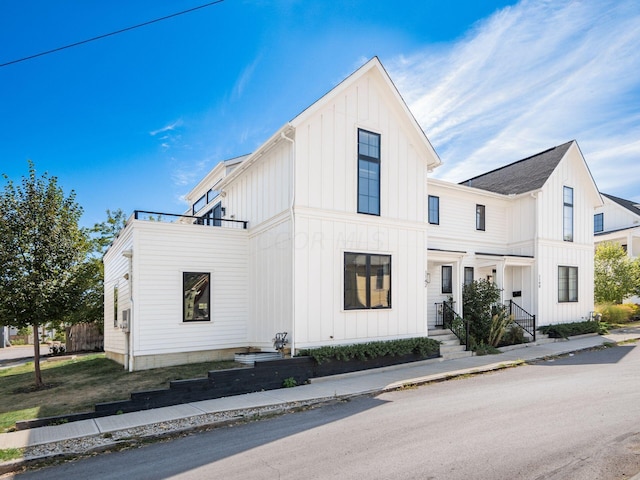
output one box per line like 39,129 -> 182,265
133,210 -> 248,229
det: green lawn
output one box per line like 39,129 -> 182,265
0,354 -> 240,432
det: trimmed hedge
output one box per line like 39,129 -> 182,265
297,337 -> 440,364
538,320 -> 600,339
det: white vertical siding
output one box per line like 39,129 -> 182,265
247,216 -> 293,348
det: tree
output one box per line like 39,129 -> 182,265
594,242 -> 637,304
0,162 -> 89,387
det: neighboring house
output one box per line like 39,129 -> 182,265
594,193 -> 640,303
426,141 -> 603,332
104,58 -> 603,371
104,57 -> 441,371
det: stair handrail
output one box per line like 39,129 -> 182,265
506,300 -> 536,342
441,301 -> 471,351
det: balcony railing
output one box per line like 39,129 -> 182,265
134,210 -> 248,229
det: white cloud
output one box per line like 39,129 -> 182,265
150,119 -> 184,137
232,56 -> 261,101
390,0 -> 640,202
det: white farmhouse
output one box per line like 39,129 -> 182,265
594,193 -> 640,303
427,141 -> 602,335
104,57 -> 603,371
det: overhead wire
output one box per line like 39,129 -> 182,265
0,0 -> 225,68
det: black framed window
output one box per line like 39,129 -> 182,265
428,195 -> 440,225
558,266 -> 578,302
594,213 -> 603,233
442,265 -> 453,294
183,272 -> 211,321
563,186 -> 574,242
464,267 -> 474,286
357,129 -> 380,216
476,204 -> 486,231
192,195 -> 207,215
344,253 -> 391,309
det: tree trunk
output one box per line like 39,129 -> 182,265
33,323 -> 43,388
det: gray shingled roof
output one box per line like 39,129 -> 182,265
602,193 -> 640,217
459,141 -> 574,195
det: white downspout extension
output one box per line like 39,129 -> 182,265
281,130 -> 296,356
122,249 -> 133,372
530,192 -> 539,317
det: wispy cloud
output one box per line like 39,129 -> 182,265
391,0 -> 640,201
232,56 -> 261,101
150,119 -> 184,137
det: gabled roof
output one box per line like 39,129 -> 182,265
602,193 -> 640,217
459,141 -> 574,195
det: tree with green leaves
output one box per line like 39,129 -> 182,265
0,162 -> 89,387
594,242 -> 637,304
462,279 -> 505,347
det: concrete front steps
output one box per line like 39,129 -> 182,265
429,328 -> 473,360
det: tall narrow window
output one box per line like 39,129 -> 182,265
183,272 -> 211,321
558,266 -> 578,302
464,267 -> 474,286
563,186 -> 574,242
442,265 -> 453,294
428,195 -> 440,225
357,129 -> 380,216
594,213 -> 603,233
344,253 -> 391,309
476,204 -> 486,231
113,286 -> 118,328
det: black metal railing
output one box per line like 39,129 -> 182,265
435,301 -> 471,351
134,210 -> 248,229
506,300 -> 536,341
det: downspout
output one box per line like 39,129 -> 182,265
122,249 -> 133,372
281,129 -> 296,356
530,192 -> 539,318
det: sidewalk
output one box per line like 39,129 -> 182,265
1,328 -> 639,471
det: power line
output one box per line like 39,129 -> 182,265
0,0 -> 225,68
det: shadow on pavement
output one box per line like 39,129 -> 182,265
534,344 -> 635,366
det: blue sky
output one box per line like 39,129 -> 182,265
1,0 -> 639,227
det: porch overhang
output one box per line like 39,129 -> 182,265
474,252 -> 535,267
427,248 -> 467,263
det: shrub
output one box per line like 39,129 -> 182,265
538,320 -> 600,339
296,337 -> 440,364
596,303 -> 637,324
501,324 -> 526,346
282,377 -> 297,388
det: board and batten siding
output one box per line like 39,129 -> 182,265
288,65 -> 432,349
223,141 -> 292,229
293,68 -> 428,222
130,220 -> 249,356
293,212 -> 427,349
103,225 -> 134,359
247,214 -> 293,348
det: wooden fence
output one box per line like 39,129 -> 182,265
65,323 -> 104,352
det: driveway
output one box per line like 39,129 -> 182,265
0,344 -> 51,366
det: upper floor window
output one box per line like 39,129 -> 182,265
558,266 -> 578,302
442,265 -> 453,294
357,129 -> 380,216
192,195 -> 206,215
428,196 -> 440,225
563,186 -> 574,242
344,252 -> 391,309
594,213 -> 603,233
476,204 -> 486,231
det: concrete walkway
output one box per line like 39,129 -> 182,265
1,328 -> 639,466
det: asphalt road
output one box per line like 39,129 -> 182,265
10,343 -> 640,480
